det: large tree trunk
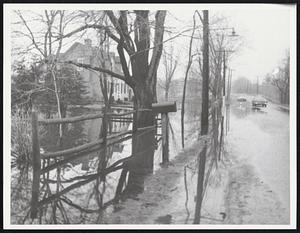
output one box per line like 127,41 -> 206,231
121,10 -> 165,195
194,10 -> 209,224
124,84 -> 156,195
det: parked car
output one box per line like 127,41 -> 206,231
237,96 -> 247,102
252,95 -> 268,107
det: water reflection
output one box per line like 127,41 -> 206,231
11,165 -> 32,224
11,101 -> 202,224
231,101 -> 268,119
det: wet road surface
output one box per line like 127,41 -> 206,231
225,94 -> 290,223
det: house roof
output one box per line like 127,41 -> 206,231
61,40 -> 123,75
60,42 -> 81,59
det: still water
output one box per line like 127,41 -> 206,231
11,101 -> 201,224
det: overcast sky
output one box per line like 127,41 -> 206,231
163,4 -> 293,82
223,6 -> 292,82
8,4 -> 295,83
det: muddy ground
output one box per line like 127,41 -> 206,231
102,137 -> 289,225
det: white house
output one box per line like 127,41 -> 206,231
60,38 -> 133,103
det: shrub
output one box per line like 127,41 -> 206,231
11,109 -> 32,167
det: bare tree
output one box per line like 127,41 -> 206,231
270,52 -> 290,105
13,10 -> 78,138
181,13 -> 197,149
95,28 -> 114,110
158,45 -> 178,101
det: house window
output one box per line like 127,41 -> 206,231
77,58 -> 84,71
121,83 -> 123,94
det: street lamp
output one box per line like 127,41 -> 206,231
230,28 -> 238,37
213,28 -> 239,142
210,27 -> 239,37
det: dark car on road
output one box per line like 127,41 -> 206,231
252,95 -> 268,107
237,96 -> 247,102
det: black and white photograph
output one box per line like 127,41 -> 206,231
3,3 -> 297,229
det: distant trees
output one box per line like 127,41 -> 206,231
158,45 -> 178,101
260,51 -> 290,105
232,50 -> 290,106
232,77 -> 253,94
181,13 -> 196,148
268,52 -> 290,105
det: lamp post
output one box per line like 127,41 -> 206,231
211,28 -> 238,163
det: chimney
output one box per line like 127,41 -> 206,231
84,38 -> 92,46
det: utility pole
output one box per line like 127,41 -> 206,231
218,50 -> 226,161
246,80 -> 249,94
200,10 -> 209,137
223,50 -> 226,96
256,76 -> 259,95
194,9 -> 209,225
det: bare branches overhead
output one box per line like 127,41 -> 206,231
60,60 -> 135,88
147,11 -> 167,83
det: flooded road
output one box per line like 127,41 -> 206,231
229,95 -> 289,210
225,94 -> 290,224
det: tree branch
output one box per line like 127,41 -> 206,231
15,11 -> 46,57
147,11 -> 167,82
195,10 -> 204,24
57,23 -> 126,51
59,60 -> 135,88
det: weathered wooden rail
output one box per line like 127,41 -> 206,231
30,102 -> 177,219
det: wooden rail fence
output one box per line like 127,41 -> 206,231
30,104 -> 175,219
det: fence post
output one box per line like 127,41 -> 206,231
30,111 -> 41,219
161,113 -> 169,164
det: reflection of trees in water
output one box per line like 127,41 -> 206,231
28,148 -> 114,223
11,165 -> 32,224
12,107 -> 162,224
39,121 -> 87,153
231,104 -> 252,119
26,116 -> 136,223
